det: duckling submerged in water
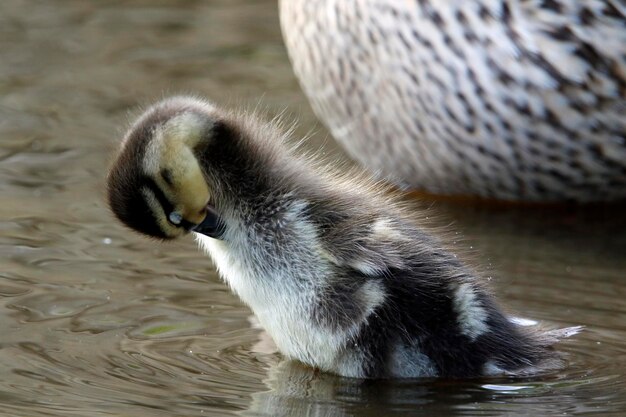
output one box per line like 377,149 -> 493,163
107,96 -> 578,378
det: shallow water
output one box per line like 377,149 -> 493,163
1,1 -> 625,416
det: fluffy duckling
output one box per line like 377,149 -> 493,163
107,96 -> 578,378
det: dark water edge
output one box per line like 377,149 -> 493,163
1,1 -> 625,416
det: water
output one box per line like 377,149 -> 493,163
1,1 -> 625,416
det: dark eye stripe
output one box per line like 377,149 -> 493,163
161,168 -> 174,186
142,176 -> 202,230
143,176 -> 175,218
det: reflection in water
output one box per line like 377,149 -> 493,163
0,1 -> 625,416
246,345 -> 625,417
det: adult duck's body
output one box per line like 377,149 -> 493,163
280,0 -> 626,201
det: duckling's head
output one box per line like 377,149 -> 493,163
107,96 -> 224,240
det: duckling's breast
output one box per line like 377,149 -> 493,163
194,224 -> 368,375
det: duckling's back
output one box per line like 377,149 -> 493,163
296,194 -> 573,377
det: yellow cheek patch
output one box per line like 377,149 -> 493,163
156,113 -> 212,225
176,147 -> 210,224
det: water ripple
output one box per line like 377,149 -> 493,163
1,0 -> 625,416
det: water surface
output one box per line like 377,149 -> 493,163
1,1 -> 625,416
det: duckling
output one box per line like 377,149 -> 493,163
107,96 -> 579,378
280,1 -> 626,202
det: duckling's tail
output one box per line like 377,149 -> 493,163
494,321 -> 583,377
540,326 -> 584,345
509,317 -> 583,344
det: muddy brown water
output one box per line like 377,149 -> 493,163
1,1 -> 625,416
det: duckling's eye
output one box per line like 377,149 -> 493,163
168,211 -> 183,226
161,169 -> 174,186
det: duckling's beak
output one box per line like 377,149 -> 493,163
191,205 -> 225,239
